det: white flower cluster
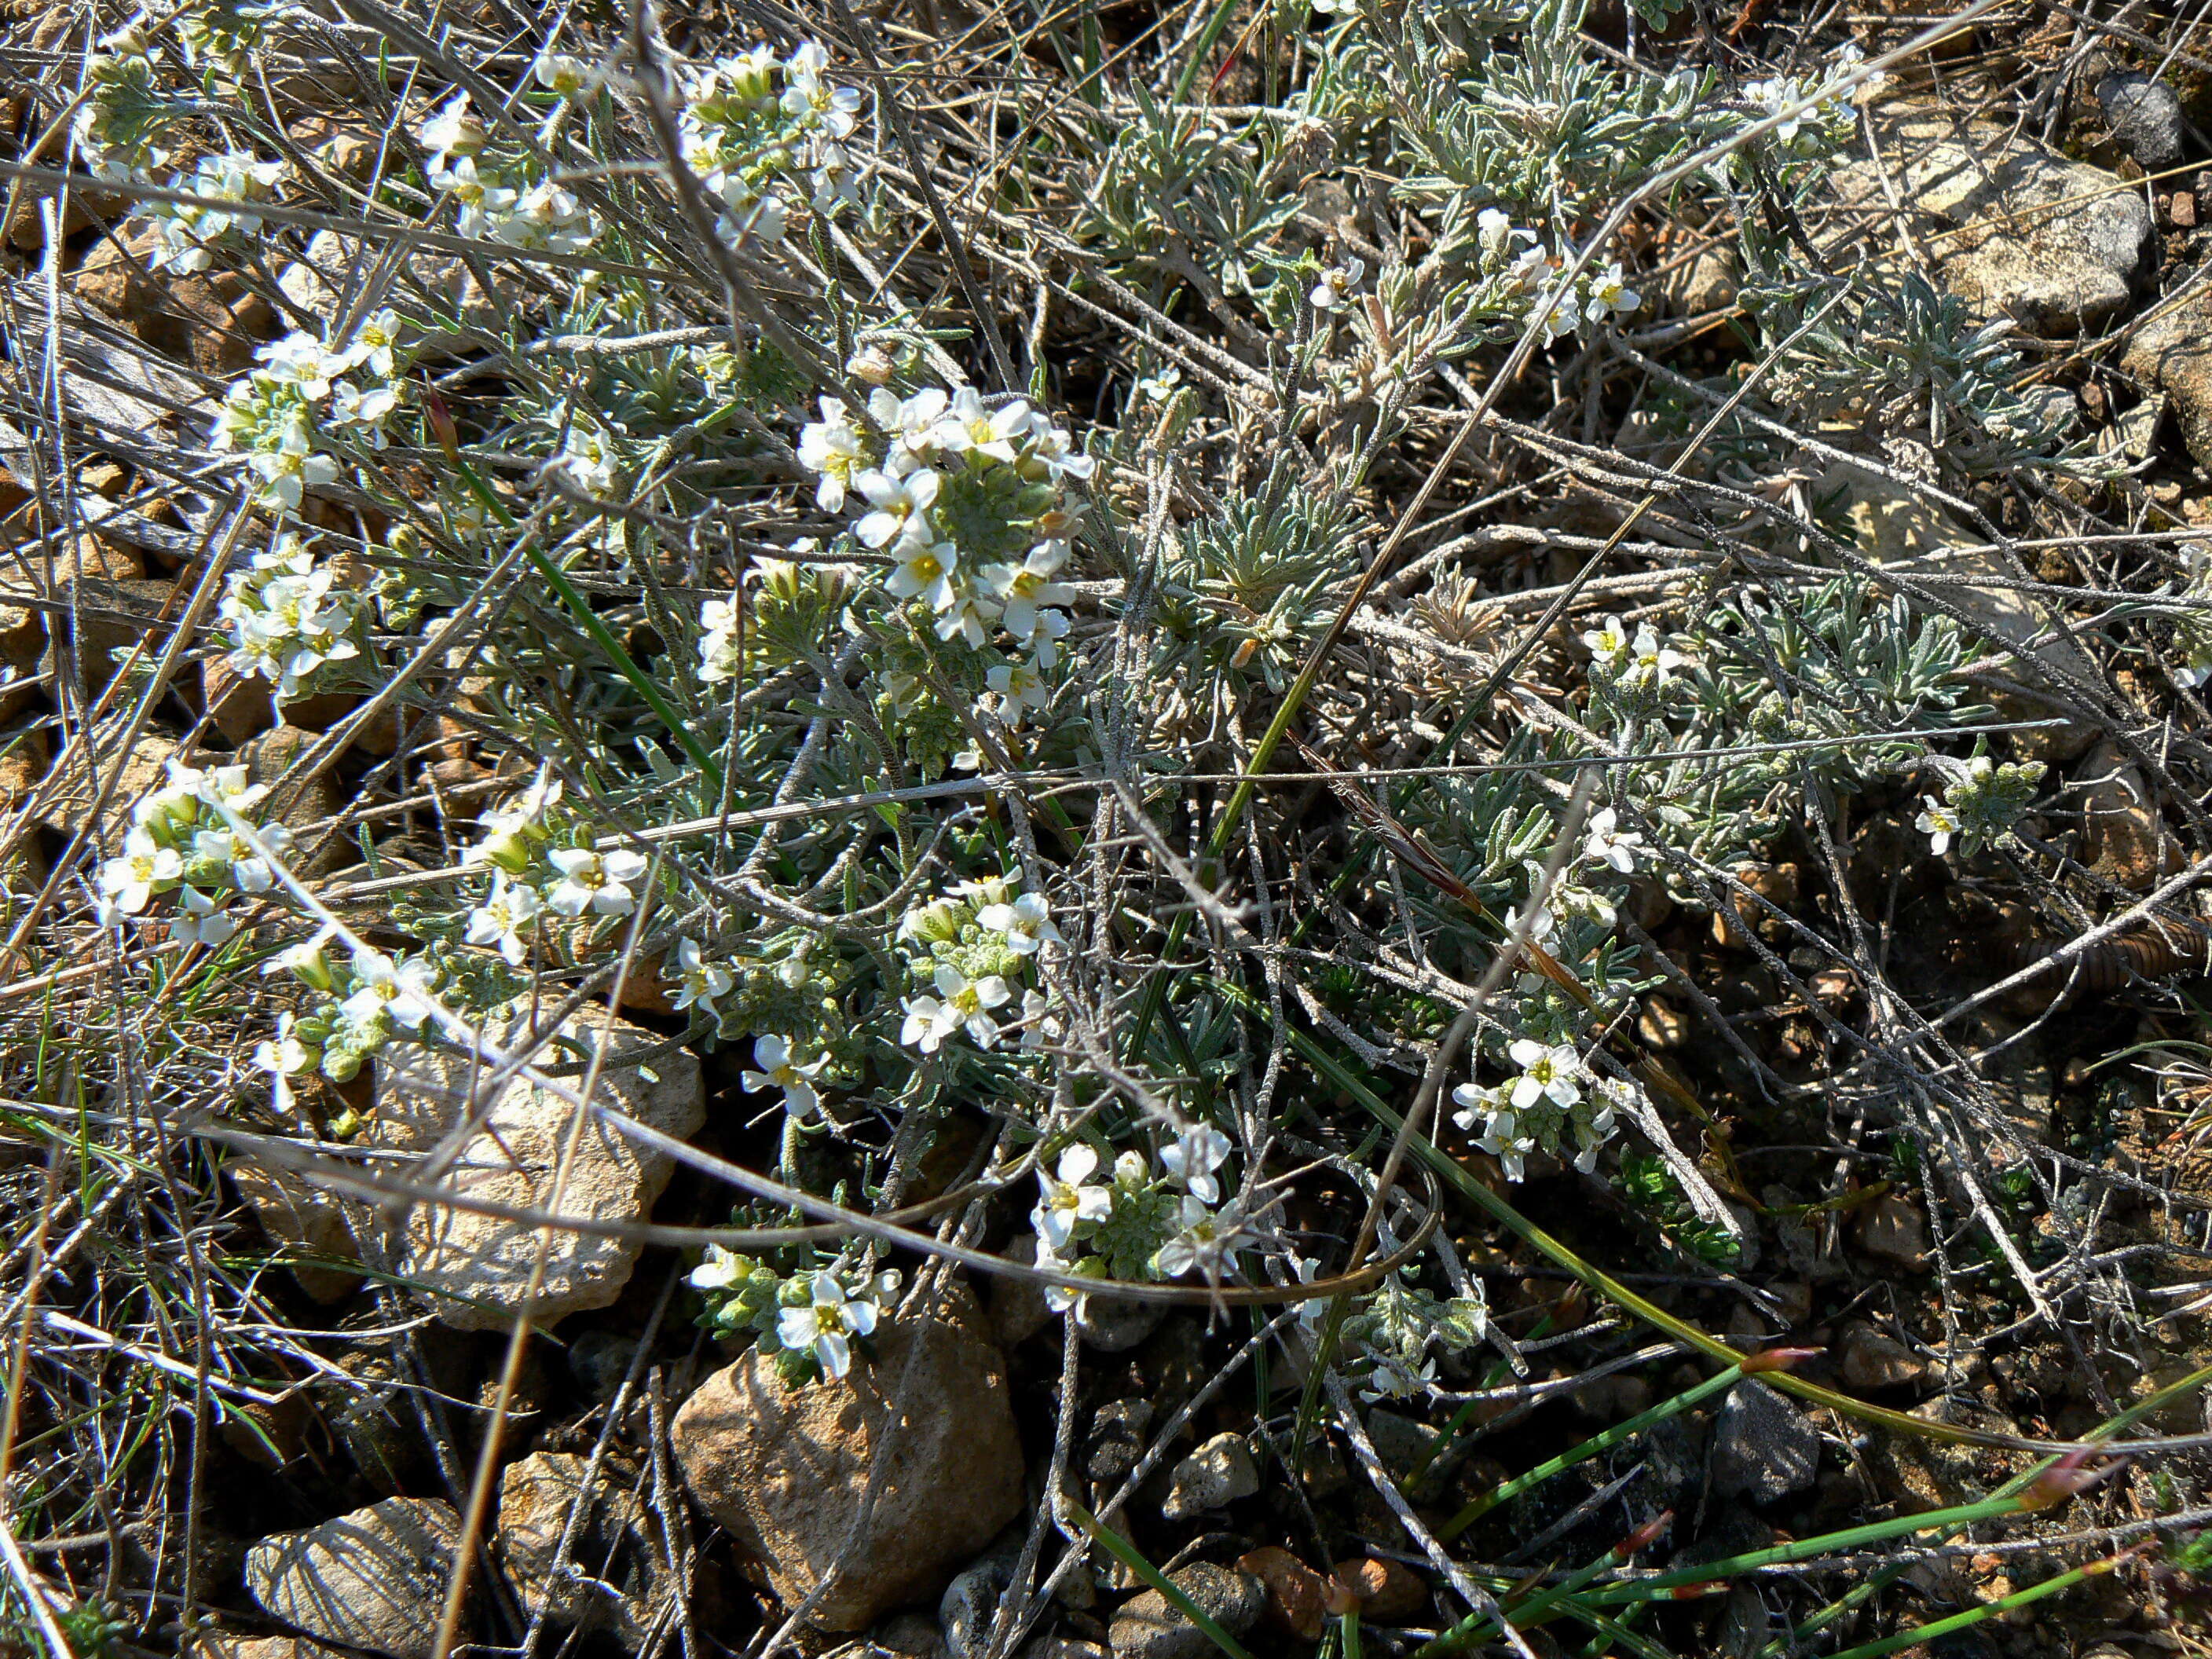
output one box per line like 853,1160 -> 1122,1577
142,150 -> 287,273
794,386 -> 1091,729
218,537 -> 367,700
1738,45 -> 1876,162
418,95 -> 599,255
895,873 -> 1060,1055
1448,804 -> 1660,1180
1452,1044 -> 1641,1183
94,760 -> 294,947
457,770 -> 658,965
676,40 -> 868,245
211,311 -> 405,511
1031,1125 -> 1258,1313
255,932 -> 449,1109
1581,614 -> 1691,715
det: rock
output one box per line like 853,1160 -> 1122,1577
37,722 -> 179,837
231,1160 -> 372,1302
1107,1564 -> 1264,1659
2124,279 -> 2212,471
1363,1408 -> 1440,1478
369,1006 -> 701,1330
2098,71 -> 2186,169
203,653 -> 357,745
243,1498 -> 463,1659
288,115 -> 385,183
1709,1380 -> 1820,1503
671,1295 -> 1025,1631
1086,1398 -> 1154,1484
1817,460 -> 2100,750
1331,1557 -> 1425,1623
73,225 -> 280,376
1075,1292 -> 1164,1353
987,1232 -> 1057,1347
1833,102 -> 2152,335
1839,1323 -> 1928,1391
497,1452 -> 661,1646
2075,736 -> 2183,891
320,1348 -> 430,1496
53,575 -> 171,699
939,1537 -> 1023,1659
1855,1192 -> 1928,1271
279,230 -> 498,358
565,1329 -> 643,1402
238,723 -> 346,874
1235,1547 -> 1326,1642
866,1611 -> 949,1656
1159,1433 -> 1258,1522
1020,1640 -> 1109,1659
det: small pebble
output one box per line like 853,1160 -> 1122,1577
1159,1433 -> 1258,1522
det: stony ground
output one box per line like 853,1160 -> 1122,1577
8,2 -> 2212,1659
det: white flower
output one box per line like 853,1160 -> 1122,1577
533,52 -> 592,97
98,828 -> 181,914
1476,207 -> 1535,266
1582,808 -> 1643,874
253,1012 -> 314,1116
1016,988 -> 1060,1052
1155,1196 -> 1254,1279
668,938 -> 734,1018
419,94 -> 482,170
1159,1124 -> 1231,1204
977,892 -> 1061,955
987,657 -> 1050,727
742,1032 -> 827,1116
544,846 -> 649,917
951,872 -> 1019,907
775,1271 -> 878,1379
855,467 -> 940,550
1503,899 -> 1555,945
551,422 -> 619,496
346,309 -> 403,379
1584,261 -> 1640,324
1136,365 -> 1182,403
688,1243 -> 747,1293
867,388 -> 951,470
984,542 -> 1075,643
886,539 -> 961,613
1628,624 -> 1686,683
464,877 -> 540,965
1309,255 -> 1364,312
932,962 -> 1012,1049
1507,1038 -> 1584,1111
1020,411 -> 1093,482
781,40 -> 864,138
930,387 -> 1031,466
170,886 -> 236,948
191,763 -> 270,815
899,994 -> 955,1054
698,596 -> 743,684
1916,797 -> 1959,856
797,397 -> 870,511
1452,1081 -> 1535,1181
934,591 -> 999,647
342,950 -> 437,1031
1032,1144 -> 1112,1251
193,822 -> 292,893
327,380 -> 397,441
1581,616 -> 1631,668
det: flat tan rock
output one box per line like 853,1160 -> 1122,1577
372,1006 -> 703,1331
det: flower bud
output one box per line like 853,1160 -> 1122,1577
847,344 -> 896,386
